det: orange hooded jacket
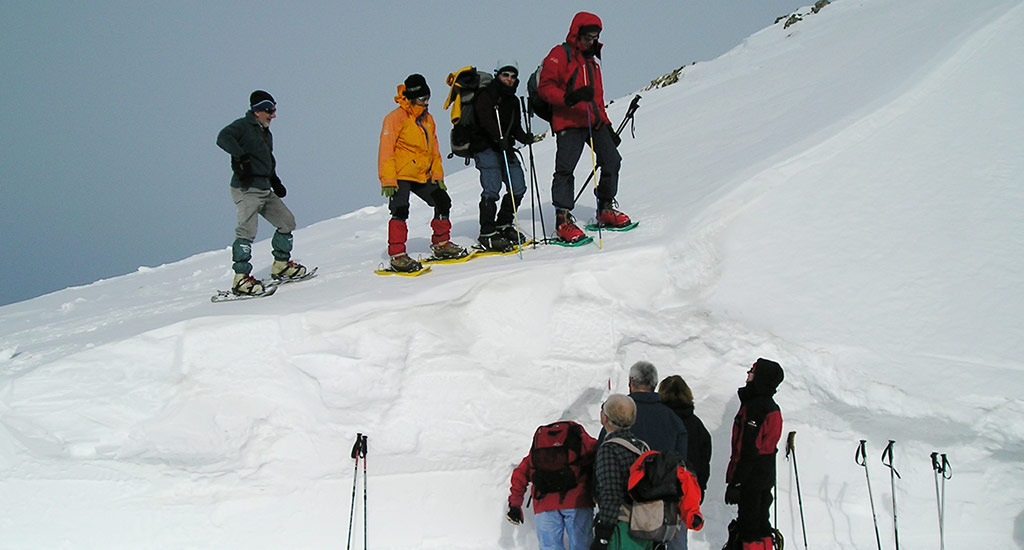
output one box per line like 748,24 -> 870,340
377,84 -> 444,189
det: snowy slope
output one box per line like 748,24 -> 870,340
2,0 -> 1023,548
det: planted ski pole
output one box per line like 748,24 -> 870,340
520,96 -> 546,245
881,440 -> 901,550
361,434 -> 368,550
584,103 -> 603,249
787,431 -> 808,550
347,433 -> 367,550
856,440 -> 883,550
495,106 -> 525,257
573,94 -> 641,204
931,452 -> 951,550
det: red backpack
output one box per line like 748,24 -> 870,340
608,439 -> 704,542
529,421 -> 585,500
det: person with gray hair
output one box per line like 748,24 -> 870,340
599,361 -> 690,549
591,394 -> 651,550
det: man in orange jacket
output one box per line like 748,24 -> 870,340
378,74 -> 467,272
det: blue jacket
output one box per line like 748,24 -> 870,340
599,392 -> 688,460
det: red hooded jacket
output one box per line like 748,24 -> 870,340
537,11 -> 612,132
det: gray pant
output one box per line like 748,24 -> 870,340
232,187 -> 295,241
231,187 -> 296,274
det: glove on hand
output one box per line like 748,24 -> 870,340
521,133 -> 536,145
381,186 -> 396,198
590,522 -> 614,550
724,483 -> 742,505
506,505 -> 523,525
232,154 -> 254,180
564,85 -> 594,107
433,180 -> 447,191
270,175 -> 286,198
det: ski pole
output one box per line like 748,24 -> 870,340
584,103 -> 603,249
573,94 -> 640,204
881,440 -> 901,550
495,106 -> 525,257
856,440 -> 883,550
787,431 -> 808,550
361,434 -> 368,550
347,433 -> 365,550
931,452 -> 951,550
519,96 -> 546,246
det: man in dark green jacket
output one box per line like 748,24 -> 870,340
217,90 -> 306,295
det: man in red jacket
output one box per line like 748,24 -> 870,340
537,11 -> 631,244
507,421 -> 598,550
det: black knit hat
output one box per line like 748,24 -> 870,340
402,74 -> 430,100
579,24 -> 601,36
249,90 -> 275,106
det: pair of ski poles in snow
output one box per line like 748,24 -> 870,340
347,433 -> 368,550
856,439 -> 902,550
931,452 -> 952,550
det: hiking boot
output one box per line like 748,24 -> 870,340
478,232 -> 513,252
271,260 -> 307,280
389,253 -> 422,273
497,224 -> 529,245
597,201 -> 632,228
430,240 -> 468,260
555,209 -> 586,243
232,273 -> 266,296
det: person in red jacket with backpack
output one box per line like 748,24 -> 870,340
537,11 -> 631,244
508,420 -> 598,550
724,359 -> 785,550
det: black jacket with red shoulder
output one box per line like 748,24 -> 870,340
726,359 -> 784,489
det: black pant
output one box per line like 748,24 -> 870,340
551,125 -> 621,210
388,180 -> 451,220
736,485 -> 774,543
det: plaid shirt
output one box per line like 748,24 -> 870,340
593,428 -> 649,527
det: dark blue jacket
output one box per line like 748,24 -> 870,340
599,392 -> 688,460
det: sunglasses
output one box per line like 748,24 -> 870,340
499,71 -> 518,79
580,33 -> 600,43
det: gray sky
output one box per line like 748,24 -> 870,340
0,1 -> 808,306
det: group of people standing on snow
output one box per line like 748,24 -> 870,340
507,359 -> 785,550
216,11 -> 631,293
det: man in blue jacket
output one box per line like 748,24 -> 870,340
599,361 -> 689,549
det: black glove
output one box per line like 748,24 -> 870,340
521,133 -> 536,145
270,174 -> 286,197
590,522 -> 614,550
564,85 -> 594,107
231,154 -> 254,180
724,483 -> 742,505
506,505 -> 523,525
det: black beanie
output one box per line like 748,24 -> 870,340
579,24 -> 601,36
402,74 -> 430,100
249,90 -> 276,108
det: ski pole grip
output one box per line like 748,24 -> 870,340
351,433 -> 364,459
931,452 -> 940,472
856,440 -> 868,465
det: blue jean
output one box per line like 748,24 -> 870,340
667,530 -> 688,550
535,508 -> 593,550
474,148 -> 526,201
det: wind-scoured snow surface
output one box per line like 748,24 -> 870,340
2,0 -> 1023,548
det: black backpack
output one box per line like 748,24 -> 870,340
443,66 -> 493,159
527,43 -> 575,123
529,421 -> 585,499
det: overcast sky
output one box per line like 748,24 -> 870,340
0,1 -> 810,306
